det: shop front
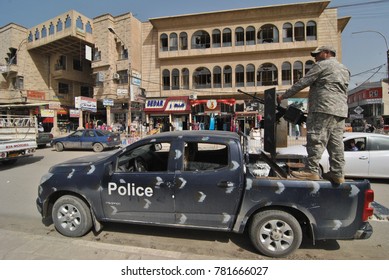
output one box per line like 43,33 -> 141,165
144,97 -> 191,132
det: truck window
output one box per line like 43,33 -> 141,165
117,142 -> 171,172
183,142 -> 228,171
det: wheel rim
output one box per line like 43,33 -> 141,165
56,203 -> 82,232
259,219 -> 294,252
94,143 -> 103,152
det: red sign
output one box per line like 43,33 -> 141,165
27,90 -> 45,100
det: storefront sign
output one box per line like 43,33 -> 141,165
146,99 -> 165,109
103,99 -> 114,106
69,109 -> 80,118
117,88 -> 128,97
131,71 -> 141,86
27,90 -> 45,100
49,102 -> 61,110
166,100 -> 186,111
75,96 -> 97,112
40,109 -> 55,117
207,100 -> 217,110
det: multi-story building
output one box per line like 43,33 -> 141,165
1,0 -> 352,136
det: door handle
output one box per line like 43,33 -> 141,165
217,181 -> 233,188
359,156 -> 368,160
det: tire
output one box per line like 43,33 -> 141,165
249,210 -> 302,258
55,142 -> 64,152
93,143 -> 104,152
52,195 -> 93,237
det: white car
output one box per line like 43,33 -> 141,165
277,132 -> 389,179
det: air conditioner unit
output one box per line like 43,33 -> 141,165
189,94 -> 197,100
113,73 -> 120,80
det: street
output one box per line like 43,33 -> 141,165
0,145 -> 388,260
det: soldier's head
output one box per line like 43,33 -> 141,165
311,46 -> 336,61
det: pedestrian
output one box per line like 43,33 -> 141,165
278,45 -> 350,184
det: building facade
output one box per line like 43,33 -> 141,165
0,1 -> 353,135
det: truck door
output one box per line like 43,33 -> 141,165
174,140 -> 244,229
101,141 -> 176,224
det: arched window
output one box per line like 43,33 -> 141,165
223,65 -> 232,88
179,32 -> 188,50
246,64 -> 255,87
258,24 -> 279,44
86,22 -> 92,34
192,30 -> 210,49
169,33 -> 178,51
305,60 -> 315,74
65,15 -> 71,29
76,16 -> 84,30
293,61 -> 303,83
294,22 -> 305,41
172,68 -> 179,90
28,32 -> 33,42
182,68 -> 189,89
306,21 -> 317,41
282,62 -> 292,85
160,33 -> 168,51
56,19 -> 63,32
212,29 -> 221,48
283,23 -> 293,42
49,23 -> 55,35
246,26 -> 255,45
193,67 -> 211,89
257,63 -> 278,86
236,65 -> 244,87
235,27 -> 244,46
162,69 -> 170,90
41,26 -> 47,38
34,28 -> 40,40
222,28 -> 232,47
213,66 -> 222,88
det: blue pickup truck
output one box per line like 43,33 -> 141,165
36,131 -> 374,258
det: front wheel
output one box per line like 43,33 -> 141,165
52,195 -> 93,237
55,142 -> 64,152
249,210 -> 302,258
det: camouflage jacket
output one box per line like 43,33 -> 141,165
283,57 -> 350,118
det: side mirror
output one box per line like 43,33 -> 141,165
104,162 -> 114,177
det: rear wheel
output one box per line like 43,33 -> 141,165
55,142 -> 64,152
52,195 -> 92,237
93,142 -> 104,152
249,210 -> 302,258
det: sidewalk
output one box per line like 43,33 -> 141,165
0,228 -> 219,260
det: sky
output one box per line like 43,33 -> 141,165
1,0 -> 389,89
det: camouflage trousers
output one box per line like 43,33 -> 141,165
306,112 -> 346,177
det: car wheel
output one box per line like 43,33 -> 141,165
93,143 -> 104,152
249,210 -> 302,258
55,142 -> 64,152
52,195 -> 92,237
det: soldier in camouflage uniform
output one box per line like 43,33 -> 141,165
279,46 -> 350,184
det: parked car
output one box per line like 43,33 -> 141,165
51,129 -> 121,152
36,131 -> 53,148
277,132 -> 389,179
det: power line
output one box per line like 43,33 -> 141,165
330,0 -> 389,9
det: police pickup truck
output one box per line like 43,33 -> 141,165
36,131 -> 374,258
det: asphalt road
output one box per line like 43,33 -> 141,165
0,145 -> 388,260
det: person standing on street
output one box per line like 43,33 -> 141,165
278,46 -> 350,184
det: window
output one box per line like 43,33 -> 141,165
58,82 -> 70,94
86,22 -> 93,34
212,29 -> 221,48
257,63 -> 278,86
55,55 -> 66,70
235,27 -> 244,46
93,49 -> 101,61
49,23 -> 55,35
246,64 -> 255,87
172,68 -> 179,90
184,142 -> 228,171
370,137 -> 389,151
222,28 -> 232,47
179,32 -> 188,50
294,22 -> 305,41
120,46 -> 128,60
12,76 -> 24,90
76,16 -> 84,30
193,67 -> 211,89
258,24 -> 279,43
223,66 -> 232,88
192,30 -> 210,49
305,60 -> 314,74
65,15 -> 71,29
73,58 -> 83,71
34,28 -> 40,40
213,66 -> 222,88
160,33 -> 168,51
306,21 -> 317,41
169,33 -> 178,51
117,70 -> 128,84
56,19 -> 63,32
246,26 -> 256,45
293,61 -> 303,83
182,68 -> 189,89
117,142 -> 171,172
235,64 -> 244,87
162,69 -> 170,90
282,62 -> 292,85
283,23 -> 293,42
41,26 -> 47,38
6,48 -> 17,65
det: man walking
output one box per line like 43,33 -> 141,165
278,46 -> 350,184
